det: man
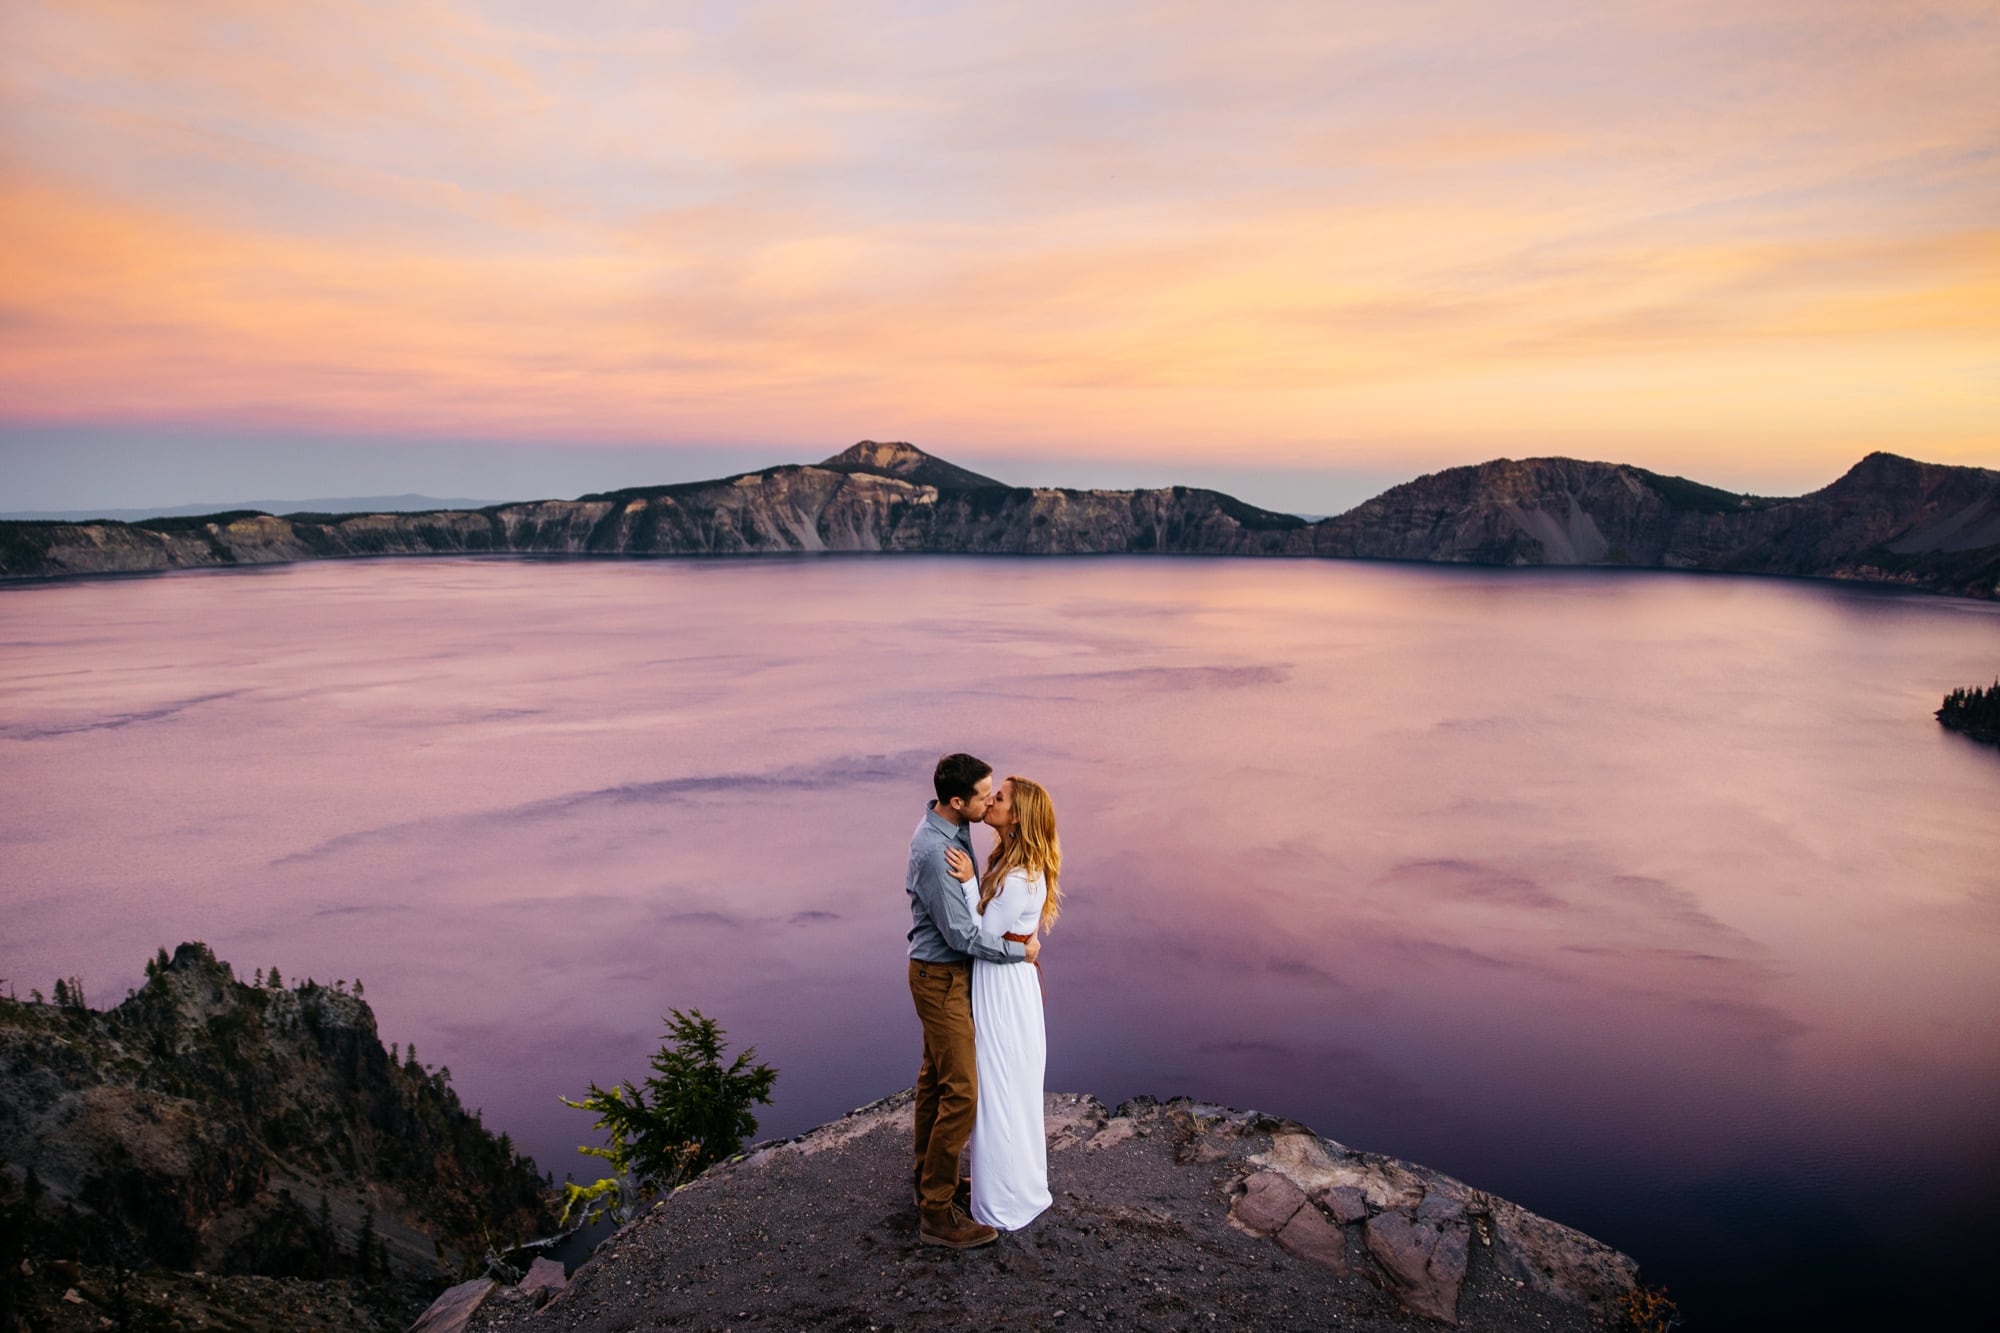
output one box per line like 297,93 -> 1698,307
907,752 -> 1041,1248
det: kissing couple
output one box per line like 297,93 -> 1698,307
905,752 -> 1064,1248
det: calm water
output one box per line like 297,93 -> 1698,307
3,556 -> 1996,1328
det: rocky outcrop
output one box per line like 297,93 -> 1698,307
3,441 -> 1994,599
0,944 -> 557,1292
448,1090 -> 1641,1332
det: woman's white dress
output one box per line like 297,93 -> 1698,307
962,867 -> 1050,1230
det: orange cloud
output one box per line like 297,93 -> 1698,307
0,0 -> 1993,483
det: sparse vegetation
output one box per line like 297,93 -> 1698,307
3,941 -> 557,1289
1616,1279 -> 1682,1332
559,1008 -> 777,1227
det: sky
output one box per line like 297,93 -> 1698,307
1,0 -> 1996,514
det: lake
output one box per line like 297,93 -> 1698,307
3,554 -> 1996,1329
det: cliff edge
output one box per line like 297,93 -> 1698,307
441,1090 -> 1642,1332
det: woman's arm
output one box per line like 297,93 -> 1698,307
980,868 -> 1037,944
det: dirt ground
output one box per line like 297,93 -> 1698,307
460,1093 -> 1624,1333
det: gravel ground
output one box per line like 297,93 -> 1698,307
9,1260 -> 436,1332
461,1093 -> 1623,1333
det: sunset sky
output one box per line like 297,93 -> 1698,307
2,0 -> 1996,513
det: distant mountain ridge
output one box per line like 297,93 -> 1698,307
0,494 -> 502,523
2,441 -> 1995,600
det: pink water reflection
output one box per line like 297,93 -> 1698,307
2,555 -> 1996,1328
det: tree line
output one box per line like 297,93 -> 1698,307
1937,678 -> 2000,743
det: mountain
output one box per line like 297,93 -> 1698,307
1,442 -> 1994,599
0,495 -> 501,523
812,439 -> 1008,490
0,943 -> 560,1330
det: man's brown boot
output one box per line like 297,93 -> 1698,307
919,1204 -> 998,1249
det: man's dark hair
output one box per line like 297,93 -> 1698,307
934,752 -> 992,805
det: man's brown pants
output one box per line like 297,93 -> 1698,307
909,958 -> 975,1216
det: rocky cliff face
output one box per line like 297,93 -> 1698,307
4,442 -> 1995,599
436,1090 -> 1646,1333
0,943 -> 558,1329
1310,451 -> 2000,597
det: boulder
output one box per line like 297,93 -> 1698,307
1365,1208 -> 1470,1325
1227,1170 -> 1306,1236
408,1277 -> 496,1333
518,1257 -> 566,1303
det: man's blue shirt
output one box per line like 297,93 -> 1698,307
906,801 -> 1027,965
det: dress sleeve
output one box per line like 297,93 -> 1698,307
978,868 -> 1040,942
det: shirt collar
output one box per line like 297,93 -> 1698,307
925,799 -> 970,841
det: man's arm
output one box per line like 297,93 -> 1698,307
913,843 -> 1026,964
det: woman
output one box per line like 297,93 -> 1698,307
943,775 -> 1062,1231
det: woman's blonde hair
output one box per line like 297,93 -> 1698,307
978,776 -> 1063,934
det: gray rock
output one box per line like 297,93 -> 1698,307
1277,1203 -> 1350,1274
1417,1187 -> 1468,1226
1365,1209 -> 1470,1325
1482,1189 -> 1641,1319
519,1257 -> 566,1302
409,1277 -> 496,1333
1321,1184 -> 1370,1223
1227,1170 -> 1306,1236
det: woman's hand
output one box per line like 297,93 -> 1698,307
944,846 -> 976,883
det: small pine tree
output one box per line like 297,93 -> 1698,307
355,1205 -> 377,1278
316,1193 -> 335,1273
353,978 -> 364,997
51,979 -> 67,1007
558,1008 -> 777,1227
267,966 -> 282,989
254,967 -> 264,987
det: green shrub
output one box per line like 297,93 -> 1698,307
558,1009 -> 776,1227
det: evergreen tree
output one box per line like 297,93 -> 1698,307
559,1008 -> 777,1227
266,966 -> 282,989
1938,677 -> 2000,741
51,979 -> 67,1007
316,1192 -> 335,1273
355,1205 -> 377,1278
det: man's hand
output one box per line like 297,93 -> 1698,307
944,846 -> 976,883
1023,933 -> 1041,965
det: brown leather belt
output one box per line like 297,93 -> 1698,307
1002,931 -> 1043,994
